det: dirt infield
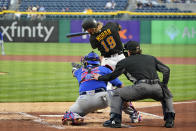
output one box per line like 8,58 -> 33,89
0,101 -> 196,131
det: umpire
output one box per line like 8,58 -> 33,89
93,40 -> 175,128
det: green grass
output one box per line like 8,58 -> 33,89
0,61 -> 78,102
168,65 -> 196,101
3,42 -> 196,57
0,42 -> 196,102
3,42 -> 95,56
141,44 -> 196,57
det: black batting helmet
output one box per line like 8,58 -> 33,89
82,18 -> 98,31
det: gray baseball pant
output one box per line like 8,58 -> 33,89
69,91 -> 108,117
107,83 -> 175,117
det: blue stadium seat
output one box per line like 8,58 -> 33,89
19,0 -> 128,12
14,0 -> 138,19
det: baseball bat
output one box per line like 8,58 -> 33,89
66,32 -> 89,38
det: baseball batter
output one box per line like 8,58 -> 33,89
62,51 -> 141,125
82,18 -> 124,71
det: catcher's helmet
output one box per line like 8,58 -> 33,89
82,18 -> 98,31
83,51 -> 100,65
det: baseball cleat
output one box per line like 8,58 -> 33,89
62,111 -> 84,125
62,119 -> 72,125
103,119 -> 121,128
164,119 -> 174,128
72,118 -> 84,125
103,113 -> 122,128
62,118 -> 84,125
164,112 -> 175,128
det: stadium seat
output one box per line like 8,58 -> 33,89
16,0 -> 193,20
18,0 -> 128,14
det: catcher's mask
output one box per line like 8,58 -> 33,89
81,51 -> 100,66
82,18 -> 98,31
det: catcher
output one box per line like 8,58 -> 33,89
62,51 -> 141,125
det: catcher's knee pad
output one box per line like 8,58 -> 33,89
62,111 -> 84,125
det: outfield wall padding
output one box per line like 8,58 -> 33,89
59,20 -> 70,43
0,20 -> 59,42
1,20 -> 195,44
151,20 -> 196,44
140,20 -> 151,44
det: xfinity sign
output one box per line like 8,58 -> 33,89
1,22 -> 54,41
0,20 -> 58,42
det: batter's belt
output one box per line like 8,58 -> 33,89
104,51 -> 123,58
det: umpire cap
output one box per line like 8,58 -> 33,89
82,18 -> 98,31
124,40 -> 140,51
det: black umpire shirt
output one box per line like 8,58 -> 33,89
89,22 -> 123,57
98,54 -> 170,85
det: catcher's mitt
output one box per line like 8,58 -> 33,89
71,62 -> 82,73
